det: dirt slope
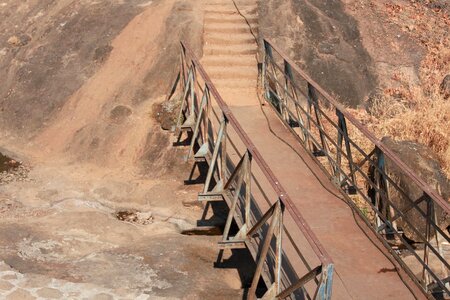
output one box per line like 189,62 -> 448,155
0,1 -> 247,299
0,0 -> 150,136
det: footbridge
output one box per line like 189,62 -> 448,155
167,3 -> 449,299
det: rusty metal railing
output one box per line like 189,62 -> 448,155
170,41 -> 334,299
262,38 -> 450,298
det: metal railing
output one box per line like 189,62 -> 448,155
262,38 -> 450,298
171,41 -> 334,299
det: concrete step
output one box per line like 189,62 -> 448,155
204,35 -> 255,46
206,66 -> 257,80
205,25 -> 258,35
202,55 -> 257,67
212,78 -> 258,89
205,2 -> 257,9
205,0 -> 257,4
205,21 -> 258,30
205,31 -> 255,42
204,16 -> 258,25
203,45 -> 257,55
204,6 -> 257,16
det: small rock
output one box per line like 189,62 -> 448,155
115,210 -> 153,225
136,211 -> 153,225
406,24 -> 415,31
7,34 -> 31,47
94,45 -> 113,63
440,74 -> 450,99
36,287 -> 63,299
7,36 -> 20,46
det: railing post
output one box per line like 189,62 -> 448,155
248,200 -> 282,300
284,60 -> 307,140
220,117 -> 228,183
218,150 -> 252,247
174,66 -> 194,134
180,43 -> 187,90
263,40 -> 273,100
203,117 -> 227,194
315,264 -> 334,300
422,195 -> 433,289
308,84 -> 333,170
245,152 -> 252,227
264,41 -> 284,114
373,147 -> 399,236
274,200 -> 284,297
221,153 -> 248,244
282,61 -> 292,124
373,147 -> 384,230
336,110 -> 356,194
186,85 -> 209,161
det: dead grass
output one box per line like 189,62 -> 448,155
355,0 -> 450,178
357,89 -> 450,177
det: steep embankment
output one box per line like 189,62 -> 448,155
34,0 -> 184,167
1,0 -> 203,169
0,0 -> 152,136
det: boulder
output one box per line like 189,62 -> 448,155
440,74 -> 450,99
152,94 -> 182,131
369,137 -> 450,242
258,0 -> 377,107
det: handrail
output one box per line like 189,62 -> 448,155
264,38 -> 450,213
262,38 -> 449,298
181,41 -> 332,264
172,41 -> 335,299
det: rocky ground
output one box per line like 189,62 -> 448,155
0,0 -> 247,299
0,147 -> 247,299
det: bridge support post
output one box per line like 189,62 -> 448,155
307,84 -> 331,162
174,66 -> 196,140
198,117 -> 227,200
247,199 -> 284,300
186,86 -> 209,161
335,110 -> 357,194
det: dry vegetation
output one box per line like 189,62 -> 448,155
351,0 -> 450,177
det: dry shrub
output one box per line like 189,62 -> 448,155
354,0 -> 450,178
360,89 -> 450,178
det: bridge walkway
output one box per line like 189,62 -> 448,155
200,0 -> 421,298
